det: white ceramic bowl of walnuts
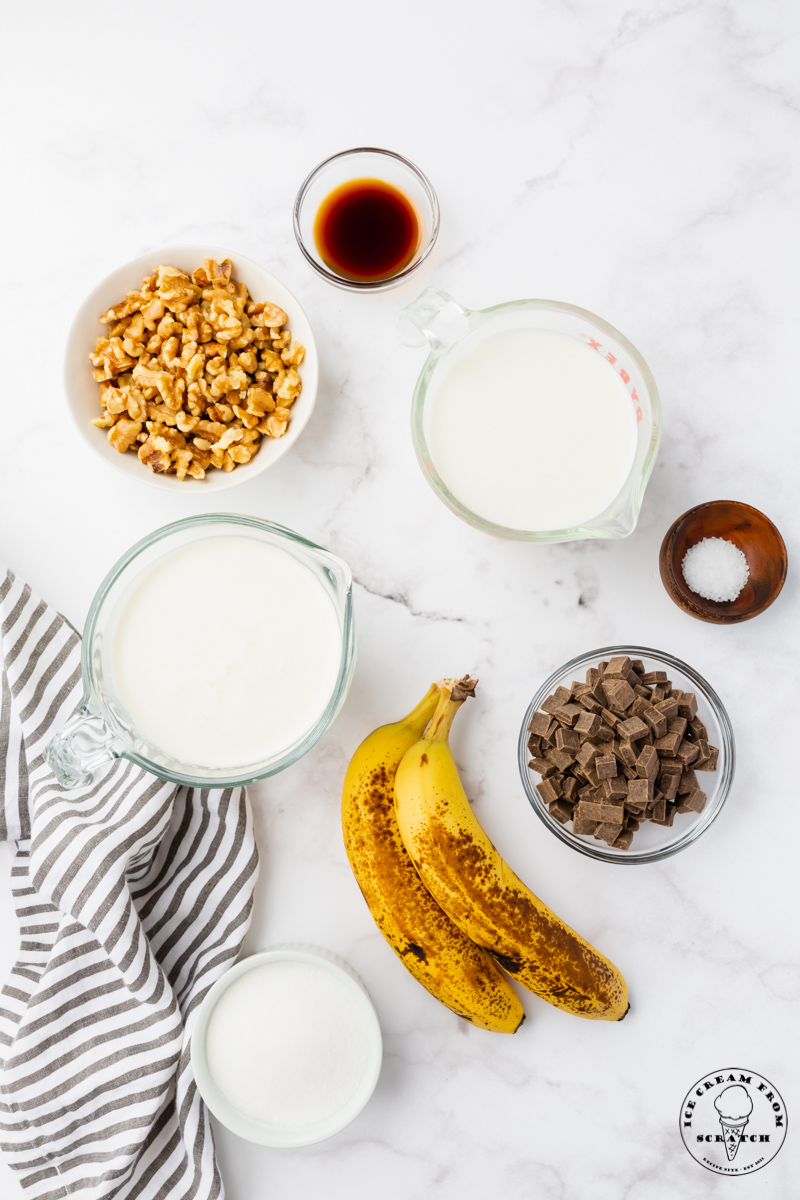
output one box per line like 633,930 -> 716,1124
64,244 -> 319,492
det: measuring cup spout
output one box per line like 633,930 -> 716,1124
45,706 -> 121,788
399,288 -> 471,350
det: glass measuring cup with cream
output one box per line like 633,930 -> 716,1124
45,515 -> 355,788
401,289 -> 661,542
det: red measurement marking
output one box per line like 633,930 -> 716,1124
582,334 -> 642,418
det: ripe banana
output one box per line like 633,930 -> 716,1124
394,679 -> 629,1021
341,684 -> 524,1034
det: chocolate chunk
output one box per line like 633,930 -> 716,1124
667,716 -> 688,740
535,777 -> 562,804
654,731 -> 682,756
650,685 -> 667,702
678,768 -> 698,795
617,741 -> 638,768
678,789 -> 707,814
546,747 -> 574,771
574,711 -> 601,739
676,739 -> 700,766
528,711 -> 556,739
659,772 -> 680,800
678,692 -> 698,719
617,715 -> 649,742
527,733 -> 543,755
605,656 -> 632,678
555,727 -> 581,753
594,821 -> 623,844
632,685 -> 651,703
620,762 -> 638,781
630,694 -> 650,717
695,745 -> 719,771
577,800 -> 624,824
595,754 -> 618,779
689,717 -> 708,741
612,828 -> 634,850
651,801 -> 676,826
573,814 -> 599,836
641,705 -> 667,737
631,659 -> 646,675
578,693 -> 603,713
599,707 -> 619,728
658,757 -> 683,775
650,794 -> 667,822
602,678 -> 636,711
594,722 -> 615,742
641,670 -> 668,685
529,756 -> 558,778
636,744 -> 659,780
601,776 -> 628,801
548,799 -> 574,825
628,777 -> 654,807
561,776 -> 578,803
655,697 -> 679,721
576,741 -> 601,769
553,703 -> 583,727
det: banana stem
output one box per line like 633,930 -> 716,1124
400,683 -> 443,734
424,676 -> 478,744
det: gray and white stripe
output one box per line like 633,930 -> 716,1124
0,565 -> 259,1199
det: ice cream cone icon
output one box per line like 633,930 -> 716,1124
714,1085 -> 753,1162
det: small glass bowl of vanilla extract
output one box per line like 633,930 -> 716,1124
293,148 -> 439,291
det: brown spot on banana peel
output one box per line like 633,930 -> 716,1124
402,943 -> 427,962
425,815 -> 627,1017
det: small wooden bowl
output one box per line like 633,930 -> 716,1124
660,501 -> 787,624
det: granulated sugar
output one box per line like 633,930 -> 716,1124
681,537 -> 750,603
205,960 -> 373,1128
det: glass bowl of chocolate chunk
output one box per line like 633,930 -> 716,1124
518,646 -> 735,864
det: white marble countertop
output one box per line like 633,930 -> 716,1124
1,1 -> 798,1197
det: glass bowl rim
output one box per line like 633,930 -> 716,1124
409,297 -> 662,542
83,512 -> 355,787
517,644 -> 735,864
293,146 -> 440,291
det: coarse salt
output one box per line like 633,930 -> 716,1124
681,537 -> 749,603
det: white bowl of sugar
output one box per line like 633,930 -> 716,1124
191,947 -> 383,1147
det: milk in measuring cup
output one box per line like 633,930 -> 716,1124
108,536 -> 342,769
426,328 -> 637,531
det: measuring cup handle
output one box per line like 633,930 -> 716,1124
399,288 -> 471,350
45,706 -> 122,788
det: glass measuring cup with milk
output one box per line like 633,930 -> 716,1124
45,515 -> 355,788
401,289 -> 661,542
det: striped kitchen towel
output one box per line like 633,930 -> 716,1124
0,564 -> 259,1200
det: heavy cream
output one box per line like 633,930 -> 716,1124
108,535 -> 342,769
426,328 -> 637,530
